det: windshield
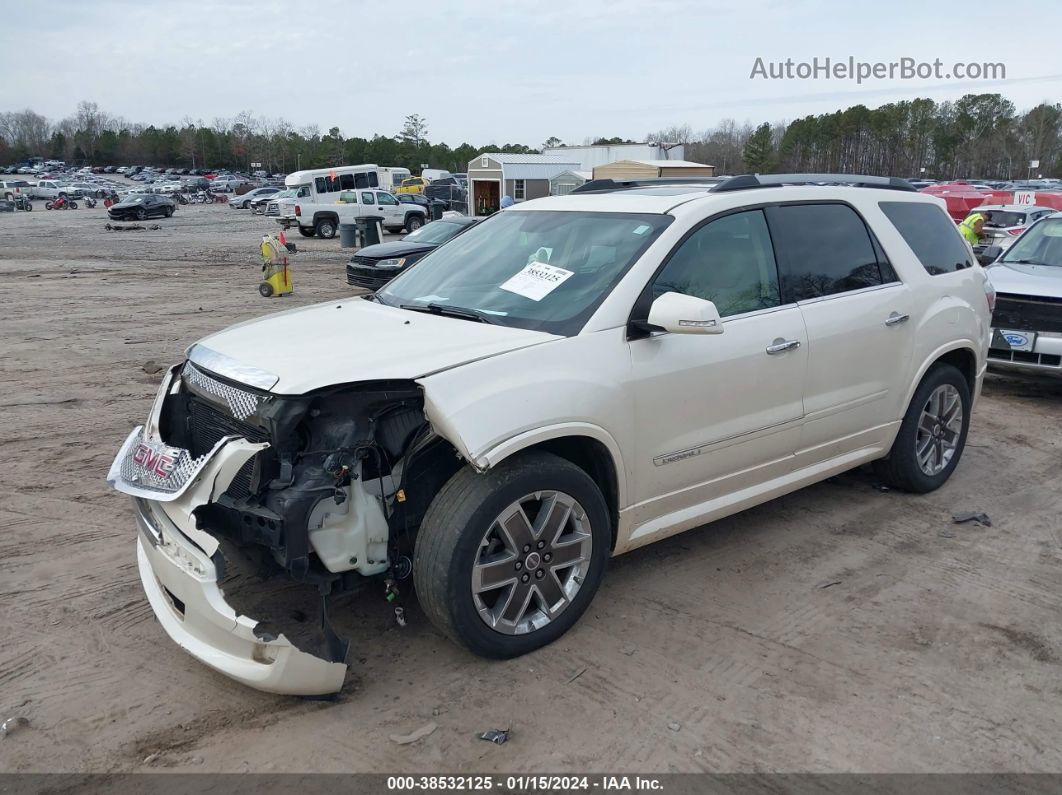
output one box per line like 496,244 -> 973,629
403,220 -> 467,245
974,210 -> 1027,228
377,210 -> 672,336
1002,218 -> 1062,267
401,178 -> 420,186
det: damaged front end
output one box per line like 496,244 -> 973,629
108,351 -> 443,695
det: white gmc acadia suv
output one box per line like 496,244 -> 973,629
108,174 -> 993,695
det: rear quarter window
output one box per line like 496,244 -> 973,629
879,201 -> 974,275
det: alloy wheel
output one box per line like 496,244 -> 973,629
915,384 -> 963,476
471,490 -> 593,635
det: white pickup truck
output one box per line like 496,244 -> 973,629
280,188 -> 428,239
30,180 -> 73,200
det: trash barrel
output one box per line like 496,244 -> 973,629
339,222 -> 357,248
430,200 -> 445,221
356,215 -> 384,247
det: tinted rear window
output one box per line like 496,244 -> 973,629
768,203 -> 889,301
880,201 -> 973,275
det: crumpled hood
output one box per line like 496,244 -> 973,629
987,262 -> 1062,299
192,298 -> 557,394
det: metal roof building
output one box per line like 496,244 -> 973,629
467,153 -> 580,215
592,159 -> 716,180
542,143 -> 686,171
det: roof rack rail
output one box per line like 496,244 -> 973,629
571,177 -> 724,194
710,173 -> 916,192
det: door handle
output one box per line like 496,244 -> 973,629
885,312 -> 910,326
766,338 -> 801,355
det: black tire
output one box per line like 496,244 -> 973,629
873,363 -> 971,493
45,201 -> 53,210
315,218 -> 337,239
136,207 -> 147,220
164,207 -> 173,217
405,214 -> 424,232
259,282 -> 274,297
69,201 -> 78,210
414,450 -> 611,658
297,226 -> 315,238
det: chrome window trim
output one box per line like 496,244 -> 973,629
186,344 -> 279,391
794,280 -> 903,307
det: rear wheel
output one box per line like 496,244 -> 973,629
164,207 -> 173,217
259,282 -> 274,297
414,451 -> 610,658
45,201 -> 53,210
136,208 -> 147,220
873,363 -> 970,493
315,218 -> 337,239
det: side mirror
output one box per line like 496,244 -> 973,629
646,291 -> 724,335
977,245 -> 1003,266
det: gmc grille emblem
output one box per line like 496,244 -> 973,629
132,443 -> 176,478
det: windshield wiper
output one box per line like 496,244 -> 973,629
399,303 -> 498,324
1004,258 -> 1052,266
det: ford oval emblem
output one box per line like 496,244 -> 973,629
1004,333 -> 1029,347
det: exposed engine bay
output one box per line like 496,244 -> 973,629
142,359 -> 463,676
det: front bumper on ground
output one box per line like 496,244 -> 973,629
134,501 -> 347,695
109,420 -> 348,695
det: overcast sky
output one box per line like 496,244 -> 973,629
4,0 -> 1061,146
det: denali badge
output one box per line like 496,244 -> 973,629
132,441 -> 178,479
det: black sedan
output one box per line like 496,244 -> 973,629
107,194 -> 176,220
346,216 -> 479,290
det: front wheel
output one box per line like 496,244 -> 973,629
414,451 -> 610,658
873,363 -> 971,493
315,218 -> 336,239
136,208 -> 147,220
405,214 -> 424,232
68,201 -> 78,209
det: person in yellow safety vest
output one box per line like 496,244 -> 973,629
959,213 -> 985,246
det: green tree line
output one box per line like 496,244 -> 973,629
2,94 -> 1059,179
0,103 -> 537,174
667,95 -> 1060,179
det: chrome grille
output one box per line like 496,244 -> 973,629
119,436 -> 207,494
184,362 -> 260,420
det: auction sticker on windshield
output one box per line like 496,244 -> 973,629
499,262 -> 574,301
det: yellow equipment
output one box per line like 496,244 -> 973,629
259,232 -> 295,297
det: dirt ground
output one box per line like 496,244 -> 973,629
1,199 -> 1062,775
